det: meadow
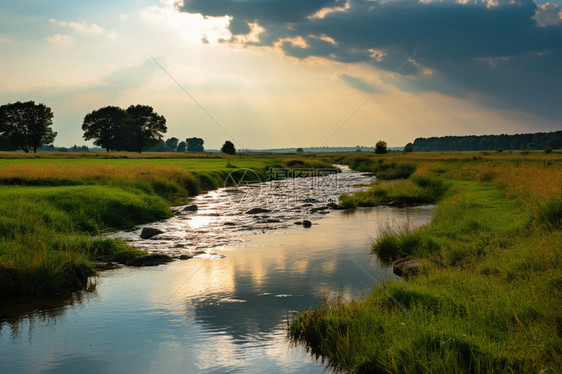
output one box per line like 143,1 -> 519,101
0,152 -> 332,297
290,151 -> 562,373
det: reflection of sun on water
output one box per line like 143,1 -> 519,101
188,215 -> 215,229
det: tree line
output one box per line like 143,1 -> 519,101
406,131 -> 562,152
0,101 -> 236,154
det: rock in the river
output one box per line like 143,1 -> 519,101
183,204 -> 198,212
223,222 -> 236,226
310,206 -> 328,213
302,220 -> 312,228
392,259 -> 422,277
177,254 -> 193,260
327,202 -> 342,209
140,227 -> 164,239
246,207 -> 271,214
128,254 -> 173,266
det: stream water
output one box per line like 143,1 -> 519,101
0,168 -> 434,373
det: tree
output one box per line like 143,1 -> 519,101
177,141 -> 186,152
0,135 -> 17,151
186,137 -> 204,152
83,105 -> 167,152
296,147 -> 304,153
221,140 -> 236,155
124,105 -> 167,152
82,106 -> 128,151
0,101 -> 57,153
403,144 -> 414,152
144,141 -> 165,152
375,140 -> 387,154
164,137 -> 179,152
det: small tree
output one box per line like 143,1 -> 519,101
404,143 -> 414,153
186,137 -> 204,152
545,146 -> 553,154
177,141 -> 186,152
164,137 -> 179,152
296,147 -> 304,153
375,140 -> 387,154
221,140 -> 236,155
0,101 -> 57,153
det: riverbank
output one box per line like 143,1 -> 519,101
0,153 -> 334,297
289,154 -> 562,373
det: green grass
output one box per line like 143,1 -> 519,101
340,175 -> 449,208
0,154 -> 335,297
289,161 -> 562,373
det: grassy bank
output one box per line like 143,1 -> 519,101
289,153 -> 562,373
0,153 -> 333,297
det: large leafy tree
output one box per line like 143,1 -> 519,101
164,137 -> 179,152
221,140 -> 236,155
82,106 -> 128,151
82,105 -> 167,152
177,141 -> 186,152
0,101 -> 57,153
186,137 -> 204,152
124,105 -> 167,152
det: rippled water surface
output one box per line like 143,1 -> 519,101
1,170 -> 434,373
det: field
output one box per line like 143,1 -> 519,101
0,152 -> 333,297
1,150 -> 561,372
289,151 -> 562,373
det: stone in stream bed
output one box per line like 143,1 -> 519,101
183,204 -> 198,212
302,220 -> 312,228
246,208 -> 271,214
327,202 -> 343,209
140,227 -> 164,239
127,254 -> 173,267
392,259 -> 422,278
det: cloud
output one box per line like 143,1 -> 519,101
46,34 -> 74,45
0,37 -> 13,44
49,19 -> 105,35
533,2 -> 562,26
339,74 -> 377,92
178,0 -> 562,120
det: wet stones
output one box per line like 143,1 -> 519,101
140,227 -> 164,239
183,204 -> 198,212
127,254 -> 173,266
246,208 -> 271,214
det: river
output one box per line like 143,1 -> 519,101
0,168 -> 434,373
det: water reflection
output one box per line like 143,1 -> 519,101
1,173 -> 434,373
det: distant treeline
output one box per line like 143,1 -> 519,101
406,131 -> 562,152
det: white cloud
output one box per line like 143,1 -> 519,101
46,34 -> 74,45
49,19 -> 105,35
0,37 -> 13,44
533,3 -> 562,26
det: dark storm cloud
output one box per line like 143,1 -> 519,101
179,0 -> 562,120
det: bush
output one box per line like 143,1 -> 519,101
536,196 -> 562,229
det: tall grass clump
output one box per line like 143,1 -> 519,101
290,154 -> 562,373
339,175 -> 448,208
535,195 -> 562,229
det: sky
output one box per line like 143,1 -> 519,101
0,0 -> 561,149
